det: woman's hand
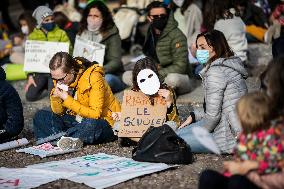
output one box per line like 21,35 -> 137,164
112,112 -> 121,121
24,75 -> 37,92
179,115 -> 192,128
53,87 -> 68,100
158,89 -> 173,108
223,160 -> 259,175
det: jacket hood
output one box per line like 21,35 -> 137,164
0,67 -> 6,80
160,12 -> 178,38
210,56 -> 248,78
68,64 -> 104,89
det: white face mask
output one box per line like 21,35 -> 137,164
21,25 -> 29,35
173,0 -> 184,7
87,18 -> 102,32
137,69 -> 160,95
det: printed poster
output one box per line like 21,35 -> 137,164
24,40 -> 69,73
73,35 -> 105,66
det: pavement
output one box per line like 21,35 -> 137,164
0,43 -> 271,189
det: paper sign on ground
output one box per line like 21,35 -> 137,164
24,40 -> 69,73
16,142 -> 80,158
0,138 -> 29,152
28,153 -> 171,189
73,35 -> 105,66
192,127 -> 221,154
0,167 -> 75,189
118,90 -> 167,138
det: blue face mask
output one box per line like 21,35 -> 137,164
78,2 -> 87,9
41,22 -> 55,32
196,49 -> 210,64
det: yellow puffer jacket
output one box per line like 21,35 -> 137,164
50,64 -> 121,126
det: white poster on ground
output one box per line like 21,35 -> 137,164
73,35 -> 105,66
0,167 -> 75,189
28,153 -> 171,188
24,40 -> 69,73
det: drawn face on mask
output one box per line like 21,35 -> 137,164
137,69 -> 160,95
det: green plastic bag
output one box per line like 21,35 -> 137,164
4,64 -> 27,81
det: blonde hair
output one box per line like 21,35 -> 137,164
237,92 -> 272,134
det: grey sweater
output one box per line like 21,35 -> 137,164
195,56 -> 248,153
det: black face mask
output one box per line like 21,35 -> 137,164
151,16 -> 168,31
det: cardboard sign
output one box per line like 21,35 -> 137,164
73,35 -> 105,66
118,90 -> 167,137
24,40 -> 69,73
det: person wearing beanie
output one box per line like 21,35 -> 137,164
0,67 -> 24,143
25,6 -> 71,102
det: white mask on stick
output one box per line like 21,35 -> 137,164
137,69 -> 160,95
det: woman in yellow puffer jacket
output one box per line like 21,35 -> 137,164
33,52 -> 121,146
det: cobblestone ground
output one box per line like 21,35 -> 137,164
0,44 -> 270,189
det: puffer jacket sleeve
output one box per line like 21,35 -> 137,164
59,30 -> 73,53
63,72 -> 105,119
159,31 -> 188,78
50,88 -> 65,115
201,66 -> 226,132
103,34 -> 122,74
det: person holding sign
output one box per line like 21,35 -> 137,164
33,52 -> 121,147
112,57 -> 180,145
177,30 -> 248,154
25,6 -> 71,102
77,0 -> 125,93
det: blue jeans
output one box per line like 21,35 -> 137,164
176,120 -> 212,153
33,110 -> 116,144
105,74 -> 126,93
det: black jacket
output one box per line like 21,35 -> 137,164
0,67 -> 24,142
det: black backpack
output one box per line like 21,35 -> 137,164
132,124 -> 193,164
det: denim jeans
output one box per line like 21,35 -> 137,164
105,74 -> 126,93
33,110 -> 116,144
175,120 -> 213,153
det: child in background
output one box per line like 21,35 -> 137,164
270,0 -> 284,39
10,12 -> 36,65
198,91 -> 284,189
25,6 -> 71,102
232,92 -> 284,174
0,67 -> 24,143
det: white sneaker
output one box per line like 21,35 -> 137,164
57,136 -> 83,150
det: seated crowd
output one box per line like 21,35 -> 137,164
0,0 -> 284,188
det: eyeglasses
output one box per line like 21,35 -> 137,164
149,14 -> 167,19
51,73 -> 68,82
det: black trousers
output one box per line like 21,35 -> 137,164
198,170 -> 260,189
26,73 -> 53,102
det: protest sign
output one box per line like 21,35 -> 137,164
24,40 -> 69,73
0,167 -> 75,189
118,90 -> 167,138
73,35 -> 105,66
28,153 -> 171,188
16,142 -> 80,158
